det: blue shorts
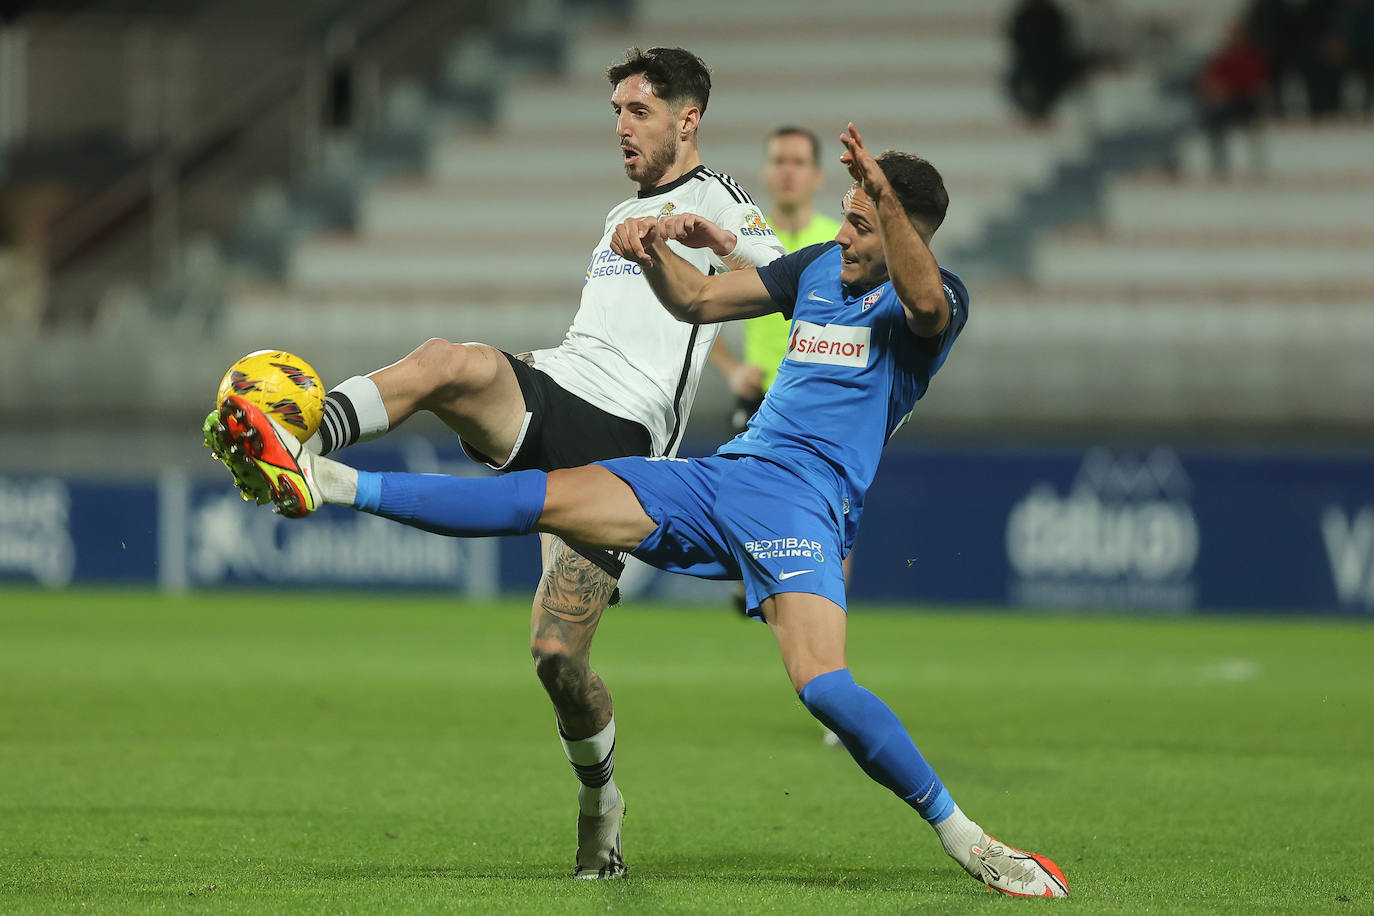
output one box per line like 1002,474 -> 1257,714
597,454 -> 847,617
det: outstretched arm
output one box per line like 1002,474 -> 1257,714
610,215 -> 782,324
839,123 -> 949,339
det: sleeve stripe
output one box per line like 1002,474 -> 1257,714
703,166 -> 756,206
711,174 -> 744,203
718,170 -> 755,205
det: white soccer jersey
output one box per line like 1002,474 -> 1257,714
532,165 -> 784,456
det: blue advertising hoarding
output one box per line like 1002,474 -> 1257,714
851,445 -> 1374,615
2,441 -> 1371,616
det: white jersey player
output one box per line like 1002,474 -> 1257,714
534,165 -> 781,457
208,47 -> 781,879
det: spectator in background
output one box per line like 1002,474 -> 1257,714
1299,0 -> 1346,117
1196,21 -> 1269,178
1007,0 -> 1082,123
323,25 -> 357,131
1246,0 -> 1304,115
1062,0 -> 1135,74
1342,0 -> 1374,116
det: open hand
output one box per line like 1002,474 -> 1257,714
839,122 -> 891,203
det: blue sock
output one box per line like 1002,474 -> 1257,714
799,668 -> 955,823
352,469 -> 546,538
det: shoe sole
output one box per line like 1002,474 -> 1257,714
218,396 -> 313,518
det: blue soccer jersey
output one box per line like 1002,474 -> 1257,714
718,242 -> 969,548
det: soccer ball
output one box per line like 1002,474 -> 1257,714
216,350 -> 325,442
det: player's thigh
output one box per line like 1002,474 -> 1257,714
376,340 -> 528,461
529,534 -> 615,658
760,592 -> 848,693
423,342 -> 527,458
539,465 -> 657,552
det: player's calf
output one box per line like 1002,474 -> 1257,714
797,668 -> 1069,897
532,649 -> 609,734
306,339 -> 508,457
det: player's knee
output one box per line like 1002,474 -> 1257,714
795,665 -> 853,702
796,668 -> 865,736
410,338 -> 494,401
531,644 -> 587,695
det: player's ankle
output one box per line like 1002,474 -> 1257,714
579,778 -> 621,816
932,805 -> 983,873
311,454 -> 357,505
561,719 -> 618,815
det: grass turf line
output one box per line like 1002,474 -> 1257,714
1,589 -> 1371,913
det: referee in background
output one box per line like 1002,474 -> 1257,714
710,125 -> 844,614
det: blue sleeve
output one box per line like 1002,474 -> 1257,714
756,242 -> 837,319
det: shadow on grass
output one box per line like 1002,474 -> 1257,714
284,856 -> 958,894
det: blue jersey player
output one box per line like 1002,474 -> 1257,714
211,123 -> 1068,897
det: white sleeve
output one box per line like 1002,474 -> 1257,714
707,201 -> 785,273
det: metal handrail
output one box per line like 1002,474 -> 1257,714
33,0 -> 485,324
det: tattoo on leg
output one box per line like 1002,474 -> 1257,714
531,537 -> 617,738
514,351 -> 536,367
540,541 -> 618,622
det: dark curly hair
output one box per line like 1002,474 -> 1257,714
606,47 -> 712,115
873,151 -> 949,240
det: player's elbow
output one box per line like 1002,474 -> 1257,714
681,278 -> 733,324
902,294 -> 948,337
675,297 -> 710,324
664,290 -> 711,324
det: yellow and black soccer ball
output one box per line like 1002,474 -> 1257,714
215,350 -> 325,442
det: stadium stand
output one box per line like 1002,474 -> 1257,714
986,115 -> 1374,437
1,0 -> 1371,461
227,0 -> 1156,435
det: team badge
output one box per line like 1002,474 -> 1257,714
739,209 -> 775,237
862,291 -> 881,311
657,202 -> 677,219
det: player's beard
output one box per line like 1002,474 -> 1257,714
627,131 -> 680,187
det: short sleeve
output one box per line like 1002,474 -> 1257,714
707,202 -> 786,273
914,268 -> 971,355
757,242 -> 838,318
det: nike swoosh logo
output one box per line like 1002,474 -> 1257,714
779,570 -> 815,580
806,291 -> 832,303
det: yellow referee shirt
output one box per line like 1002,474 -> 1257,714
742,213 -> 842,391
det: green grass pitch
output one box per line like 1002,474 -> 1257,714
1,589 -> 1371,913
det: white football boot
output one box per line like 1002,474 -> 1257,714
966,833 -> 1070,897
573,795 -> 626,879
